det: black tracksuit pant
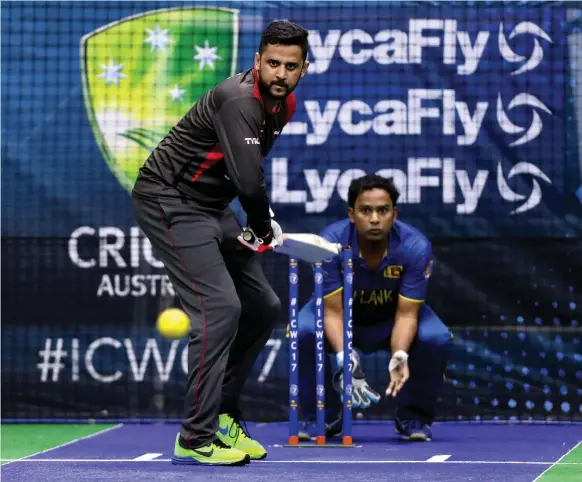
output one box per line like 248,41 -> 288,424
132,195 -> 280,449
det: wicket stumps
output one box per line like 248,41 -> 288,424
287,248 -> 354,447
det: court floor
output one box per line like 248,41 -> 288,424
1,422 -> 581,481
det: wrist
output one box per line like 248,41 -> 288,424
335,350 -> 360,368
391,316 -> 418,353
389,350 -> 408,371
249,218 -> 272,239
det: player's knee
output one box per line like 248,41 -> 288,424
417,317 -> 452,348
222,297 -> 242,329
264,292 -> 281,320
257,292 -> 281,335
297,310 -> 317,337
298,327 -> 316,342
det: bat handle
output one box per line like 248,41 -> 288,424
242,228 -> 262,244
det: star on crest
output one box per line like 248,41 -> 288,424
97,59 -> 127,86
193,40 -> 221,70
169,84 -> 186,101
144,24 -> 173,52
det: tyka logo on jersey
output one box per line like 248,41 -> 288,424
81,7 -> 240,193
245,137 -> 260,145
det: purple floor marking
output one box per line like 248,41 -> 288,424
24,422 -> 582,462
2,422 -> 580,482
0,461 -> 545,482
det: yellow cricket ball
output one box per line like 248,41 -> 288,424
156,308 -> 190,340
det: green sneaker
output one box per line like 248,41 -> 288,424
216,413 -> 267,460
171,433 -> 250,466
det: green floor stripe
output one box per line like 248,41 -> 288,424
1,424 -> 118,464
536,442 -> 582,482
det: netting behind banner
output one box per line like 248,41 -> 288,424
2,1 -> 581,423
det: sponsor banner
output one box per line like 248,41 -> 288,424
2,3 -> 577,240
268,7 -> 568,235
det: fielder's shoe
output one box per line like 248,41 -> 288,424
325,415 -> 343,438
216,413 -> 267,460
298,420 -> 314,441
171,434 -> 250,466
298,417 -> 343,441
395,418 -> 432,441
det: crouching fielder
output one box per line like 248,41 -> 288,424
296,174 -> 452,441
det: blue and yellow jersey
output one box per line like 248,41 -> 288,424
314,218 -> 434,326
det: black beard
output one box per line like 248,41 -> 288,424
257,72 -> 292,100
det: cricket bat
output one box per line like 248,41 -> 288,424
238,229 -> 343,263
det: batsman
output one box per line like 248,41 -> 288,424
132,21 -> 310,465
296,174 -> 452,442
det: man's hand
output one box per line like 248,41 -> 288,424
270,218 -> 284,245
332,350 -> 381,409
237,218 -> 283,252
237,226 -> 278,252
385,350 -> 410,398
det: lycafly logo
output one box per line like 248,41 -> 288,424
496,161 -> 552,215
81,7 -> 240,193
271,157 -> 553,216
282,90 -> 554,148
496,93 -> 552,147
498,21 -> 553,75
307,19 -> 552,76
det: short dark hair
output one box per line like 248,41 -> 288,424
259,20 -> 309,61
348,174 -> 401,208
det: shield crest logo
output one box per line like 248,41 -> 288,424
80,7 -> 240,193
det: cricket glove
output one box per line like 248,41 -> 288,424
332,350 -> 381,409
237,210 -> 283,252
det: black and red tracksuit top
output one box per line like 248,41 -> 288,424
132,67 -> 296,237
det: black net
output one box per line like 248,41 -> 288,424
2,1 -> 581,424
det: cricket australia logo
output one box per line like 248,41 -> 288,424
498,21 -> 552,75
80,7 -> 240,193
496,93 -> 552,147
496,161 -> 552,215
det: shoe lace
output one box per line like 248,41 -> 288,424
213,438 -> 231,449
228,415 -> 252,445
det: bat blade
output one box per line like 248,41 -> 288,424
274,233 -> 342,263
